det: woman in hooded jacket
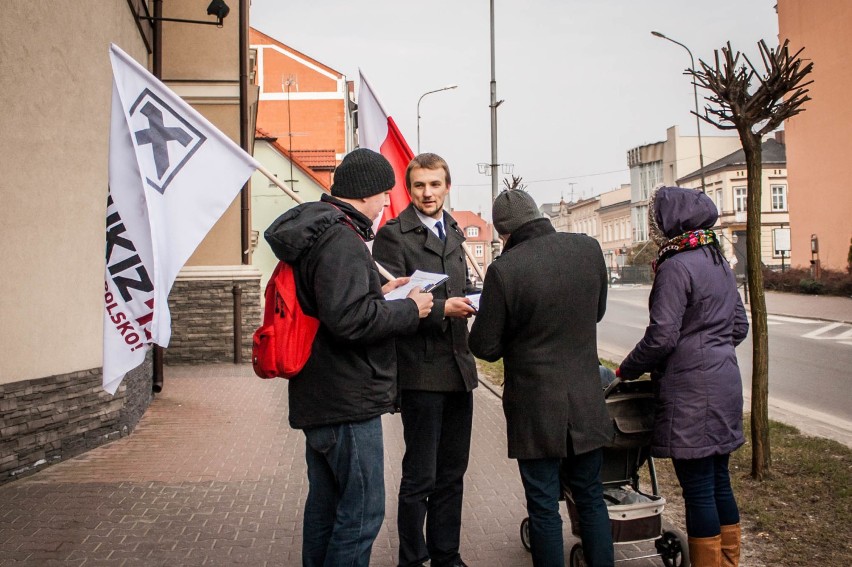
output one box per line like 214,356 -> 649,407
616,186 -> 749,567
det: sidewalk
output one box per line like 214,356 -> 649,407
761,289 -> 852,323
0,364 -> 669,566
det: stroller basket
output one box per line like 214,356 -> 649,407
565,489 -> 665,543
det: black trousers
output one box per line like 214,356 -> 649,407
397,389 -> 473,567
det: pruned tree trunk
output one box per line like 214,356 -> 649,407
690,39 -> 812,480
741,129 -> 771,478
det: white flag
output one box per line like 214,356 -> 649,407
103,44 -> 259,394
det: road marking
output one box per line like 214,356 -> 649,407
802,322 -> 845,340
766,314 -> 824,325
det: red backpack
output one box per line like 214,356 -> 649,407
252,261 -> 320,379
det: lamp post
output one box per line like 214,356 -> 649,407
416,84 -> 457,154
652,31 -> 706,192
489,0 -> 504,255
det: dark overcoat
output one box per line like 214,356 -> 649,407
468,219 -> 613,459
373,205 -> 479,392
619,187 -> 749,460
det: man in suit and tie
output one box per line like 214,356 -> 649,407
373,153 -> 478,567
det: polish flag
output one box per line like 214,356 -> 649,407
357,71 -> 413,228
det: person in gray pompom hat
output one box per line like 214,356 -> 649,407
331,147 -> 396,199
492,187 -> 542,236
470,179 -> 614,566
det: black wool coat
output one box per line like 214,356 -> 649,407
469,219 -> 613,459
373,205 -> 479,392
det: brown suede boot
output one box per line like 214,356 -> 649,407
688,534 -> 722,567
720,523 -> 741,566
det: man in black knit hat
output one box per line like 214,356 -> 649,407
264,148 -> 434,567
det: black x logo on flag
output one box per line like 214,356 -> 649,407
129,89 -> 206,194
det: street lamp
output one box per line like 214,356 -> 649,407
416,84 -> 458,154
488,0 -> 504,255
651,31 -> 707,192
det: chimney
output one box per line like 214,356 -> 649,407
774,130 -> 786,145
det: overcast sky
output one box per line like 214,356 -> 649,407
250,0 -> 780,217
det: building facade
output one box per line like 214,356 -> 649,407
252,130 -> 331,290
597,185 -> 633,272
448,210 -> 494,284
778,2 -> 852,270
250,27 -> 355,188
627,126 -> 742,242
679,136 -> 790,273
0,1 -> 260,485
540,201 -> 572,232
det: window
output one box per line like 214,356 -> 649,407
474,244 -> 484,257
771,185 -> 787,211
632,205 -> 649,241
466,226 -> 479,237
734,187 -> 747,212
715,188 -> 724,213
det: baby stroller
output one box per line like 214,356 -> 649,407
519,369 -> 689,566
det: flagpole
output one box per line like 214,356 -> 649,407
462,243 -> 486,282
257,164 -> 397,282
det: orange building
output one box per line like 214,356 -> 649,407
250,28 -> 355,188
777,2 -> 852,270
449,210 -> 495,284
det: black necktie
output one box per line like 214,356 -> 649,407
436,221 -> 446,241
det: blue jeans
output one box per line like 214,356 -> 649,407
302,416 -> 385,567
518,448 -> 613,567
672,453 -> 740,538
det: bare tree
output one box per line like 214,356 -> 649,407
690,40 -> 813,479
502,175 -> 527,192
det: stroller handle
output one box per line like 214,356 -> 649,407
603,376 -> 622,399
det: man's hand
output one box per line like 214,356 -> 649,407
444,297 -> 476,319
382,276 -> 411,296
407,287 -> 434,318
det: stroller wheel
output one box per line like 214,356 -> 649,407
520,517 -> 531,552
569,543 -> 587,567
657,529 -> 690,567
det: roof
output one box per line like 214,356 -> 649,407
449,210 -> 493,240
256,128 -> 331,191
679,138 -> 786,183
249,27 -> 344,78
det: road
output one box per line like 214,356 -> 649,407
598,285 -> 852,446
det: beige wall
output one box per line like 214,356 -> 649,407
161,1 -> 245,268
598,186 -> 632,268
0,3 -> 148,384
778,1 -> 852,269
663,125 -> 741,187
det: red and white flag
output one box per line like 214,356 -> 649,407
358,71 -> 414,228
103,44 -> 259,394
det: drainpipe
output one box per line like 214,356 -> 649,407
235,0 -> 250,363
239,0 -> 250,265
152,0 -> 165,393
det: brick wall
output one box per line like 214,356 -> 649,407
0,354 -> 153,485
165,278 -> 262,365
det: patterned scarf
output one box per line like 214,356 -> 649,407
653,229 -> 719,272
